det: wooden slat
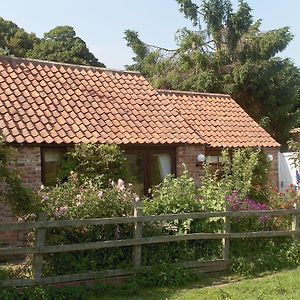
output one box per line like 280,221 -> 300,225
133,201 -> 143,268
0,208 -> 298,232
1,230 -> 297,256
32,213 -> 46,282
1,261 -> 227,287
1,269 -> 135,287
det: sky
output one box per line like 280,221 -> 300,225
1,0 -> 299,69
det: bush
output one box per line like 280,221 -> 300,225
0,137 -> 36,215
58,143 -> 129,187
142,170 -> 222,265
29,175 -> 138,276
199,148 -> 270,210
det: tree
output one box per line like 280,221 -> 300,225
124,0 -> 300,145
28,26 -> 105,67
0,17 -> 105,67
0,17 -> 38,57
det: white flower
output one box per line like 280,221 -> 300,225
76,194 -> 82,200
76,201 -> 83,207
116,179 -> 125,191
40,185 -> 45,190
134,196 -> 140,202
98,191 -> 103,199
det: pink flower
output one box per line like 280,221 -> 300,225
42,195 -> 49,202
55,206 -> 68,217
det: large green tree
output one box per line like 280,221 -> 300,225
28,26 -> 104,67
0,17 -> 38,57
0,18 -> 105,67
124,0 -> 300,145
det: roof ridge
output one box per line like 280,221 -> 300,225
0,55 -> 141,76
158,89 -> 231,98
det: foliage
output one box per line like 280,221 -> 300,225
28,26 -> 105,67
124,0 -> 300,144
143,170 -> 222,265
226,191 -> 272,232
59,143 -> 129,188
0,137 -> 37,215
0,265 -> 201,300
0,17 -> 38,57
38,175 -> 134,220
133,264 -> 201,288
287,139 -> 300,168
144,170 -> 201,216
199,148 -> 270,210
0,17 -> 105,67
34,176 -> 136,275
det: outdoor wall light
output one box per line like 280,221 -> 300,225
196,153 -> 206,166
267,154 -> 273,161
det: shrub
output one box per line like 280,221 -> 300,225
58,143 -> 129,187
199,148 -> 271,210
29,175 -> 138,276
0,137 -> 36,215
142,170 -> 222,265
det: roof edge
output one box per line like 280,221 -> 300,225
158,89 -> 231,98
0,55 -> 141,76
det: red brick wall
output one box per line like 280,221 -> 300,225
0,146 -> 41,248
176,145 -> 280,189
13,146 -> 42,190
176,144 -> 205,187
264,147 -> 280,188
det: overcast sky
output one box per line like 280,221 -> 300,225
1,0 -> 299,69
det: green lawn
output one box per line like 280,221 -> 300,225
94,268 -> 300,300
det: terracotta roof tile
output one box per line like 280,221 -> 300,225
0,56 -> 279,147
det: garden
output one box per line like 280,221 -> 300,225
1,141 -> 300,299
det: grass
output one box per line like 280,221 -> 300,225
93,268 -> 300,300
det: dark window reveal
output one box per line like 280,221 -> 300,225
41,147 -> 66,186
125,147 -> 176,196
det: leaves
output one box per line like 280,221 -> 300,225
125,0 -> 300,144
0,17 -> 105,67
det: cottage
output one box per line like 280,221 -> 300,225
0,55 -> 280,194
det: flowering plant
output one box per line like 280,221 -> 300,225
226,191 -> 271,229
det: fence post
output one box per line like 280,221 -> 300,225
32,212 -> 47,283
133,200 -> 143,269
222,204 -> 230,267
292,200 -> 299,235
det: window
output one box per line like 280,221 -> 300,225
125,147 -> 176,195
41,147 -> 66,186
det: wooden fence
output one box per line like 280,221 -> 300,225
0,201 -> 299,287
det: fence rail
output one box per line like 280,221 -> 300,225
0,203 -> 299,287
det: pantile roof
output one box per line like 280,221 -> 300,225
0,56 -> 280,148
158,90 -> 280,148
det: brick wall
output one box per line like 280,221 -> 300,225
176,144 -> 280,189
264,147 -> 280,189
13,145 -> 42,190
176,144 -> 205,187
0,146 -> 41,248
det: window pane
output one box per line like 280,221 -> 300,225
126,154 -> 144,195
150,154 -> 172,187
43,149 -> 65,186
